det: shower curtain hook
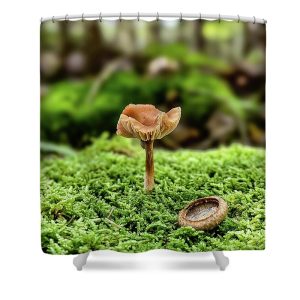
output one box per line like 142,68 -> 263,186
52,16 -> 55,23
137,12 -> 140,21
199,13 -> 201,22
180,12 -> 183,22
119,12 -> 122,22
253,16 -> 256,24
65,14 -> 69,22
81,13 -> 84,22
40,17 -> 43,24
99,12 -> 102,22
156,12 -> 159,22
237,14 -> 240,23
263,18 -> 267,24
218,14 -> 221,23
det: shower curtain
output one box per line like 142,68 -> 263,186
40,18 -> 266,255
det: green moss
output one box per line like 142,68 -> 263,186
41,134 -> 265,254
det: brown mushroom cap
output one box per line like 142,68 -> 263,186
178,196 -> 228,230
116,104 -> 181,141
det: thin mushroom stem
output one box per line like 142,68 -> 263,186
143,140 -> 154,192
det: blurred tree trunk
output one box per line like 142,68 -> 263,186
84,21 -> 104,73
193,20 -> 205,51
151,22 -> 161,43
177,21 -> 205,51
59,21 -> 72,58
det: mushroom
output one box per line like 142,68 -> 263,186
116,104 -> 181,192
178,196 -> 228,230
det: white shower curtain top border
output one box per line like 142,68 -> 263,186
41,13 -> 267,24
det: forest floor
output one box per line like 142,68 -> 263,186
41,134 -> 265,254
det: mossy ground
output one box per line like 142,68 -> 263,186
41,134 -> 265,254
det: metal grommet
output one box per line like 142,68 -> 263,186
156,12 -> 159,22
99,12 -> 102,22
218,14 -> 221,23
81,13 -> 84,22
52,16 -> 55,23
253,16 -> 256,24
65,14 -> 69,22
137,12 -> 140,21
119,12 -> 122,22
237,14 -> 240,23
180,12 -> 183,22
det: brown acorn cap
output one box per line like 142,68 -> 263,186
178,196 -> 228,230
116,104 -> 181,141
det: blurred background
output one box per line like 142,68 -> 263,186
40,20 -> 265,153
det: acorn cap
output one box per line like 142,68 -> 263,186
178,196 -> 228,230
116,104 -> 181,141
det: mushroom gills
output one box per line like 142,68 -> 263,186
178,196 -> 228,230
185,202 -> 218,221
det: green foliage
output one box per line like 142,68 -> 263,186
181,71 -> 259,125
41,70 -> 260,147
145,43 -> 230,71
41,79 -> 127,147
41,134 -> 265,254
202,21 -> 243,41
41,141 -> 76,157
